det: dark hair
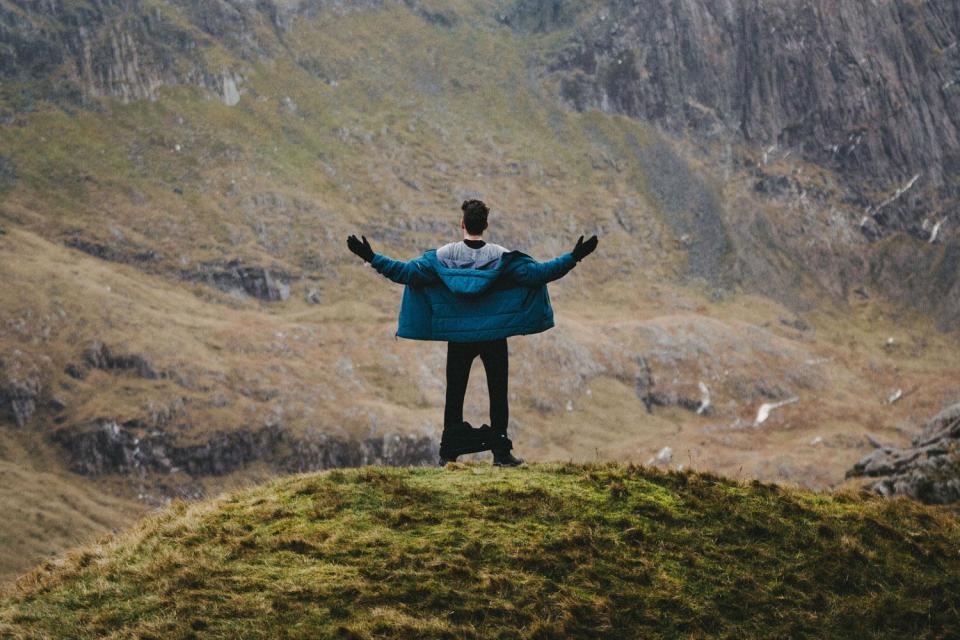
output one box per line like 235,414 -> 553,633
461,199 -> 489,235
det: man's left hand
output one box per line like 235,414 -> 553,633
347,234 -> 374,262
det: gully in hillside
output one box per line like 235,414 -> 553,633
347,199 -> 598,466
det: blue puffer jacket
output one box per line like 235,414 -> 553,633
370,249 -> 577,342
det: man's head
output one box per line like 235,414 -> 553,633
461,199 -> 489,237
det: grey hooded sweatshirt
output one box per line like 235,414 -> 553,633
436,240 -> 508,271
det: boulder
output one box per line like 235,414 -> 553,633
847,403 -> 960,504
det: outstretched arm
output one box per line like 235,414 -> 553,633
512,253 -> 577,286
512,235 -> 599,286
369,252 -> 437,287
346,234 -> 436,287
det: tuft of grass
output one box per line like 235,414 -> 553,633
2,463 -> 959,639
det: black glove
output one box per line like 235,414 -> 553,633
347,234 -> 374,262
571,234 -> 598,262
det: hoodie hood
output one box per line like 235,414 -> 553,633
422,250 -> 518,298
436,241 -> 507,270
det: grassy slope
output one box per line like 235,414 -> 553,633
2,463 -> 959,639
0,459 -> 147,582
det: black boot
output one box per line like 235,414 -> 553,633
439,421 -> 497,464
490,426 -> 522,466
492,448 -> 524,467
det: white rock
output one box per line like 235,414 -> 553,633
696,381 -> 711,415
222,72 -> 241,106
754,397 -> 799,427
655,446 -> 673,463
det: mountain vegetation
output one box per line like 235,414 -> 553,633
3,463 -> 959,638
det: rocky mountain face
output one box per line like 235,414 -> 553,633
3,0 -> 203,103
503,0 -> 960,327
508,0 -> 960,240
848,403 -> 960,504
0,0 -> 434,104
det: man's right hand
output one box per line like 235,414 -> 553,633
347,234 -> 374,262
571,234 -> 599,262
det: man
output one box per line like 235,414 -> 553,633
347,199 -> 598,466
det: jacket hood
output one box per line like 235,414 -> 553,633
422,250 -> 521,297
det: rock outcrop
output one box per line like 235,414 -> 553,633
83,342 -> 160,379
0,154 -> 15,191
0,0 -> 402,105
181,259 -> 293,302
0,351 -> 44,428
847,403 -> 960,504
51,419 -> 437,478
0,0 -> 258,104
64,236 -> 160,266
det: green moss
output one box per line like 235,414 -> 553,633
2,463 -> 958,639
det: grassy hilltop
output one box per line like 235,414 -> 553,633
2,463 -> 959,639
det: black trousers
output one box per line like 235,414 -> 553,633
443,338 -> 509,432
